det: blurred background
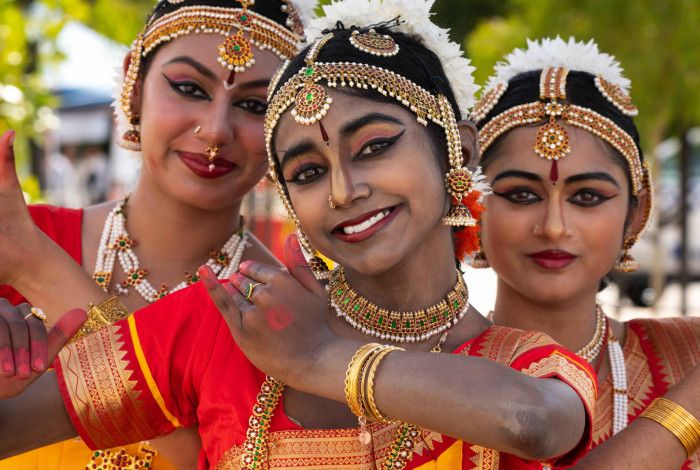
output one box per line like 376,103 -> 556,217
0,0 -> 698,317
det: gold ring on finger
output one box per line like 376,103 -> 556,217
245,282 -> 262,301
25,306 -> 47,322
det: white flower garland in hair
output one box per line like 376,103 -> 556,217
486,36 -> 631,92
306,0 -> 478,117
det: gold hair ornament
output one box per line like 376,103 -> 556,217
264,33 -> 481,278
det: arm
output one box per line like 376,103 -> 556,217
0,131 -> 108,325
574,364 -> 700,469
201,236 -> 591,462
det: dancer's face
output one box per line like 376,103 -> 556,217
274,91 -> 454,275
131,33 -> 280,210
480,125 -> 646,304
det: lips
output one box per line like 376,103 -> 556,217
178,151 -> 237,179
332,205 -> 401,243
526,250 -> 577,269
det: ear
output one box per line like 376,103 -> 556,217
121,53 -> 143,117
625,187 -> 650,241
457,120 -> 479,168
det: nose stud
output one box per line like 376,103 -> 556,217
328,195 -> 337,209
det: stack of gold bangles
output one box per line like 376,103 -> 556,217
345,343 -> 404,423
641,397 -> 700,458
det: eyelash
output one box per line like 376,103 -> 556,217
286,131 -> 405,185
164,75 -> 267,115
493,187 -> 612,207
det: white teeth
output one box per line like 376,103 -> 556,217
342,209 -> 390,234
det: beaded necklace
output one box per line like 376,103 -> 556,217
93,197 -> 249,302
329,267 -> 469,343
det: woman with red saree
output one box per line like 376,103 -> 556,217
471,38 -> 700,467
0,0 -> 312,467
1,1 -> 598,468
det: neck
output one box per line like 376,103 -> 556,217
491,279 -> 600,354
344,227 -> 458,312
125,176 -> 242,270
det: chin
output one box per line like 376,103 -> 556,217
335,247 -> 407,276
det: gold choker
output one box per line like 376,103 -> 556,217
329,267 -> 469,343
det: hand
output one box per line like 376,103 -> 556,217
0,131 -> 45,285
0,298 -> 86,399
201,235 -> 335,389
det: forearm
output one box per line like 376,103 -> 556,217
303,339 -> 585,460
15,232 -> 105,325
0,371 -> 77,458
575,364 -> 700,469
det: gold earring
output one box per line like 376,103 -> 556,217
194,125 -> 202,135
615,241 -> 639,272
328,195 -> 337,209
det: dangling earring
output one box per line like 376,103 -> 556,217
470,250 -> 489,269
120,115 -> 142,151
615,236 -> 639,272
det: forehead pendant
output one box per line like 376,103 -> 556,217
534,67 -> 571,183
217,2 -> 256,90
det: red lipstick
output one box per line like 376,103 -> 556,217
332,205 -> 401,244
178,151 -> 237,179
526,250 -> 577,269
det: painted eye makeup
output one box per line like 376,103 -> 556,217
162,74 -> 211,100
286,162 -> 328,185
492,187 -> 542,205
568,189 -> 614,207
235,98 -> 267,115
354,130 -> 405,160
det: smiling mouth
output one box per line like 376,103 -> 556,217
332,205 -> 401,243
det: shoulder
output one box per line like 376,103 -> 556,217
456,324 -> 560,365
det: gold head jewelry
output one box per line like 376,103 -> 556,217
349,29 -> 400,57
264,32 -> 481,278
117,1 -> 307,151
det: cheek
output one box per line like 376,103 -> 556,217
480,200 -> 530,255
234,119 -> 265,157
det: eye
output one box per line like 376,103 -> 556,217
236,98 -> 267,115
356,130 -> 405,160
568,189 -> 611,207
288,163 -> 328,184
493,188 -> 542,205
163,75 -> 210,100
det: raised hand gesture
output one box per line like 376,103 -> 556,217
0,298 -> 86,399
0,131 -> 45,286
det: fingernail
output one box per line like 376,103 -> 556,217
239,260 -> 251,271
8,131 -> 15,147
33,357 -> 45,371
3,361 -> 13,373
18,363 -> 30,376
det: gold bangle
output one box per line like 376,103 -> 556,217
641,397 -> 700,458
71,295 -> 130,342
362,346 -> 402,423
345,343 -> 383,418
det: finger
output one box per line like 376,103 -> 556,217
2,304 -> 31,378
198,265 -> 244,332
0,130 -> 21,189
229,272 -> 261,300
25,308 -> 48,372
0,315 -> 14,376
283,234 -> 326,296
47,308 -> 87,360
237,260 -> 284,284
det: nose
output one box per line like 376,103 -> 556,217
196,99 -> 233,147
329,164 -> 370,208
537,197 -> 572,240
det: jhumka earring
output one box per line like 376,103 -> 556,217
615,238 -> 639,272
118,32 -> 145,151
469,250 -> 489,269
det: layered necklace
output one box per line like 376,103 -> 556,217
329,266 -> 469,342
239,270 -> 469,469
93,197 -> 249,303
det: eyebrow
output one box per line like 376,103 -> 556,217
235,79 -> 271,91
340,113 -> 404,137
278,113 -> 405,170
163,56 -> 217,80
279,141 -> 315,170
565,172 -> 620,188
492,169 -> 621,188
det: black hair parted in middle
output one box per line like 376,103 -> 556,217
271,25 -> 463,121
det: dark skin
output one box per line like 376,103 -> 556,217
200,91 -> 588,460
0,33 -> 283,468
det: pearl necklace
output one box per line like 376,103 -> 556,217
93,198 -> 249,302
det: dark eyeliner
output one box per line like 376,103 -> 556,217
162,74 -> 210,100
355,129 -> 405,160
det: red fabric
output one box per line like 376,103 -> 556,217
0,205 -> 83,305
56,282 -> 595,469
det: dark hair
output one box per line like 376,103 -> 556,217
270,25 -> 463,175
478,70 -> 644,195
139,0 -> 292,78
